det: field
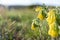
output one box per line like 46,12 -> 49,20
0,6 -> 60,40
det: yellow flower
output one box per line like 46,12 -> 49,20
48,23 -> 59,38
49,22 -> 55,29
47,9 -> 56,25
48,29 -> 58,38
35,7 -> 42,12
48,22 -> 59,38
31,23 -> 35,30
37,12 -> 44,20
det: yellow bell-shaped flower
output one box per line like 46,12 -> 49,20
35,6 -> 43,12
31,23 -> 35,30
48,29 -> 58,38
47,9 -> 56,25
37,12 -> 44,20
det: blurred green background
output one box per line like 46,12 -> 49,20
0,5 -> 60,40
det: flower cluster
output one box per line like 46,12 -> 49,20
47,9 -> 59,38
31,7 -> 47,31
36,7 -> 46,20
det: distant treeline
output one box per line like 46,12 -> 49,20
0,4 -> 60,10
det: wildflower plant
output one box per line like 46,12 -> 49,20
31,6 -> 60,39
